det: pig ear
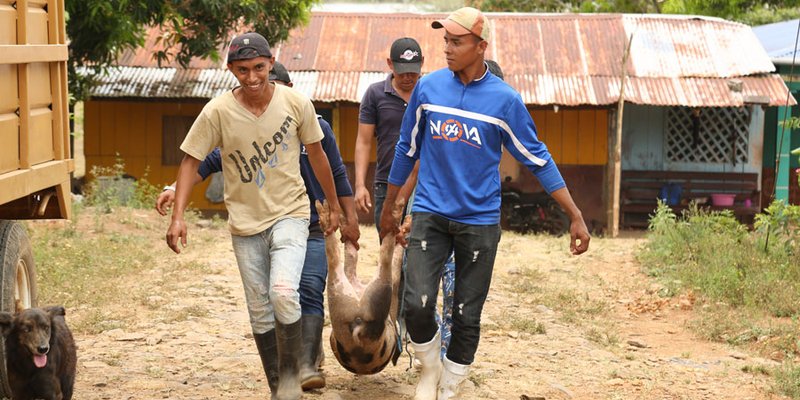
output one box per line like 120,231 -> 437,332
0,312 -> 14,336
44,306 -> 66,318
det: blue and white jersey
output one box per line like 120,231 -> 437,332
388,67 -> 565,225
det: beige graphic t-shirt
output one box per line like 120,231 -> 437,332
180,84 -> 323,236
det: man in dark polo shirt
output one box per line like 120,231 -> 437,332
354,37 -> 424,232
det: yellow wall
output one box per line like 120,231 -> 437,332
85,99 -> 607,211
83,99 -> 222,211
336,103 -> 370,163
500,108 -> 608,180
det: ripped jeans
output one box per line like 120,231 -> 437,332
231,217 -> 309,334
402,212 -> 501,365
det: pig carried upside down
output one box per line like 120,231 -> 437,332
316,199 -> 409,375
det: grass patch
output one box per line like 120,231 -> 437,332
29,158 -> 215,334
506,267 -> 609,324
585,324 -> 619,347
502,264 -> 616,350
641,201 -> 800,317
29,221 -> 153,333
30,214 -> 217,334
507,315 -> 547,335
741,364 -> 771,376
162,304 -> 210,324
775,363 -> 800,398
640,201 -> 800,398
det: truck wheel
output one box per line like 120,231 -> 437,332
0,220 -> 38,397
0,221 -> 37,311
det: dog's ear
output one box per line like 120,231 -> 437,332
44,306 -> 66,318
0,312 -> 14,336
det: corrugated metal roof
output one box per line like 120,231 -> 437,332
84,66 -> 236,98
753,19 -> 800,65
85,67 -> 392,102
92,11 -> 795,106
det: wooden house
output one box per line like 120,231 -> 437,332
83,11 -> 793,228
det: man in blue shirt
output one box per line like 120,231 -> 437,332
354,37 -> 424,232
379,8 -> 591,400
157,62 -> 357,394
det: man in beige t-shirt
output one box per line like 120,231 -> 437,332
166,32 -> 341,400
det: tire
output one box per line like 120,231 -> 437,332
0,220 -> 38,397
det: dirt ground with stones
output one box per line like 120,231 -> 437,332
60,209 -> 786,400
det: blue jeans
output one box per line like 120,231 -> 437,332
439,254 -> 455,357
231,217 -> 309,334
373,182 -> 387,235
299,235 -> 327,316
403,212 -> 501,366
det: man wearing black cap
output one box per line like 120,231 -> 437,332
165,32 -> 342,400
354,37 -> 424,232
379,8 -> 591,400
269,61 -> 293,86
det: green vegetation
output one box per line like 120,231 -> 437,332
775,363 -> 800,398
508,314 -> 547,335
83,157 -> 162,213
466,0 -> 800,25
641,201 -> 800,316
30,215 -> 154,333
29,162 -> 207,333
640,201 -> 800,398
67,0 -> 317,100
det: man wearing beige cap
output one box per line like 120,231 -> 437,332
379,7 -> 590,400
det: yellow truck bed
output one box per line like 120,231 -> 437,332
0,0 -> 72,220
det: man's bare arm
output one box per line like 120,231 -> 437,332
354,123 -> 376,213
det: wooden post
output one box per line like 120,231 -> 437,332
606,34 -> 634,238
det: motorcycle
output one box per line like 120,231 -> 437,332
500,186 -> 570,236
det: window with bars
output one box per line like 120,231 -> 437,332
665,107 -> 750,164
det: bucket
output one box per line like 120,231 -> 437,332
710,193 -> 735,206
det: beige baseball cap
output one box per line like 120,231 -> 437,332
432,7 -> 491,42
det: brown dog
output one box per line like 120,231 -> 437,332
317,200 -> 409,375
0,306 -> 77,400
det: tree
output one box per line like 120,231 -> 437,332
67,0 -> 317,101
661,0 -> 800,25
465,0 -> 574,12
465,0 -> 800,24
465,0 -> 662,13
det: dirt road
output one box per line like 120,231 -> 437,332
68,211 -> 784,399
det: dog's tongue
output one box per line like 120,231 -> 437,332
33,354 -> 47,368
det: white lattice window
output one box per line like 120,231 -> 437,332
665,107 -> 750,164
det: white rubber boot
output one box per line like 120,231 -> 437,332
438,356 -> 470,400
411,332 -> 442,400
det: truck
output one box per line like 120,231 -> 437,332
0,0 -> 71,394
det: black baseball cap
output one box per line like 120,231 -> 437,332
390,37 -> 423,74
227,32 -> 272,63
269,61 -> 292,84
486,60 -> 504,80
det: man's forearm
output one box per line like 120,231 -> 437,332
169,172 -> 206,190
307,143 -> 341,212
339,196 -> 358,223
397,161 -> 419,205
172,155 -> 202,220
354,124 -> 374,189
383,184 -> 401,216
550,187 -> 583,221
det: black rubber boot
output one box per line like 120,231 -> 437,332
275,320 -> 303,400
299,315 -> 325,391
253,330 -> 280,399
